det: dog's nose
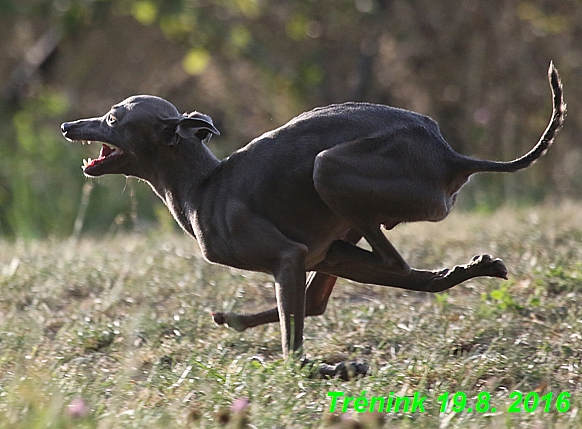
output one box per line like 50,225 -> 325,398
61,122 -> 71,134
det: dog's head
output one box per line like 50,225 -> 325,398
61,95 -> 220,178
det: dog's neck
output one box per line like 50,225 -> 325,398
147,141 -> 221,237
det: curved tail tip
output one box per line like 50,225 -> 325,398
549,61 -> 560,88
548,61 -> 563,94
548,60 -> 566,117
549,60 -> 556,73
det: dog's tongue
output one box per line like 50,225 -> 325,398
99,144 -> 114,159
86,144 -> 114,168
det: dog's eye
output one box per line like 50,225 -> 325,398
107,114 -> 117,126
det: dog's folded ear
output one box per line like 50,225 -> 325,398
162,112 -> 220,146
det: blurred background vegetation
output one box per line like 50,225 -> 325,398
0,0 -> 580,238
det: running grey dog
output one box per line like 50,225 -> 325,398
62,63 -> 564,377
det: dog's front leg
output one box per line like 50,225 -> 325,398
212,271 -> 336,332
212,229 -> 362,331
273,246 -> 308,357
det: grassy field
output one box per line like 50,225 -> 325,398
1,203 -> 582,428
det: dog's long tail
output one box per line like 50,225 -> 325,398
462,62 -> 565,175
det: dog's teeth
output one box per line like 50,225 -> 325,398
82,159 -> 88,167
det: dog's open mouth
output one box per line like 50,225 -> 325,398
80,142 -> 124,172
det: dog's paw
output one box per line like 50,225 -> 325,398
318,361 -> 369,381
469,254 -> 508,279
470,254 -> 496,264
491,259 -> 509,279
211,311 -> 226,325
211,312 -> 247,332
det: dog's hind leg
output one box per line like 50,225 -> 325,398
314,242 -> 508,292
313,132 -> 451,276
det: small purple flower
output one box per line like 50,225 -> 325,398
67,397 -> 89,419
231,397 -> 250,414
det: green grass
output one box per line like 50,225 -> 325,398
2,203 -> 582,428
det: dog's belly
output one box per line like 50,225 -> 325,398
303,229 -> 352,270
